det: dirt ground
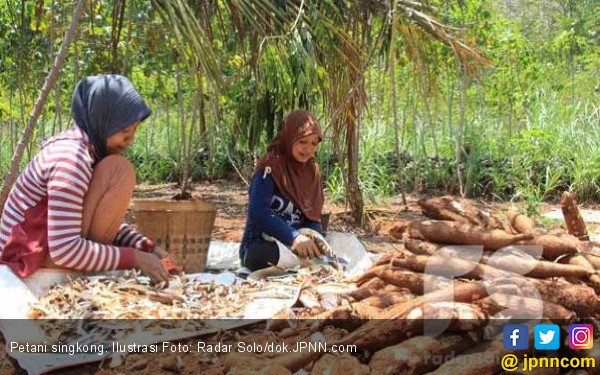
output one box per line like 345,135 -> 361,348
132,180 -> 600,251
2,180 -> 597,374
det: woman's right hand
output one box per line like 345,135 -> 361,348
292,234 -> 322,259
134,250 -> 169,282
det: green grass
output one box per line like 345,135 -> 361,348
0,83 -> 597,214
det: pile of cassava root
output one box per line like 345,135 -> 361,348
209,193 -> 600,375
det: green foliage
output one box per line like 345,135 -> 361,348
0,0 -> 599,211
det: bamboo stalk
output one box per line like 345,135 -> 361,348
0,0 -> 87,214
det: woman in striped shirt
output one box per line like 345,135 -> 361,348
0,74 -> 168,282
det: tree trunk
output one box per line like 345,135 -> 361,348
166,103 -> 173,156
186,85 -> 198,188
110,0 -> 126,73
455,67 -> 467,197
9,91 -> 15,153
0,0 -> 86,215
419,71 -> 438,159
455,5 -> 467,197
388,0 -> 406,207
446,67 -> 454,158
346,101 -> 364,225
50,0 -> 63,136
121,0 -> 135,74
176,69 -> 190,197
197,72 -> 206,136
72,42 -> 80,120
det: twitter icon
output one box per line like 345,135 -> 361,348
534,324 -> 560,350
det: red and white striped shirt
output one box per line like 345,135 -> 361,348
0,126 -> 149,277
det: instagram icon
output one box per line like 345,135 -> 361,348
569,324 -> 594,349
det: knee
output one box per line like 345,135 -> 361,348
243,242 -> 279,271
243,252 -> 269,271
94,155 -> 136,186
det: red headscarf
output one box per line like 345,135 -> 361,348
254,110 -> 324,222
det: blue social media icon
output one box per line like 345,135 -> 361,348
504,324 -> 529,350
534,324 -> 560,350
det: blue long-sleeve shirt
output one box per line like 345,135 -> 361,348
239,172 -> 323,260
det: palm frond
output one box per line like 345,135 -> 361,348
396,0 -> 491,73
152,0 -> 224,91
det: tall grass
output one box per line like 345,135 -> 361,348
0,77 -> 597,210
318,74 -> 599,208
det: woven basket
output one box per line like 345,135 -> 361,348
131,199 -> 217,273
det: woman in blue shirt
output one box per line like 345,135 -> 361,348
239,110 -> 325,271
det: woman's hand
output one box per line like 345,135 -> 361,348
134,250 -> 169,282
292,234 -> 322,259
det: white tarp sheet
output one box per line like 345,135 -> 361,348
207,232 -> 375,276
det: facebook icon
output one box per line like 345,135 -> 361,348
504,324 -> 529,350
